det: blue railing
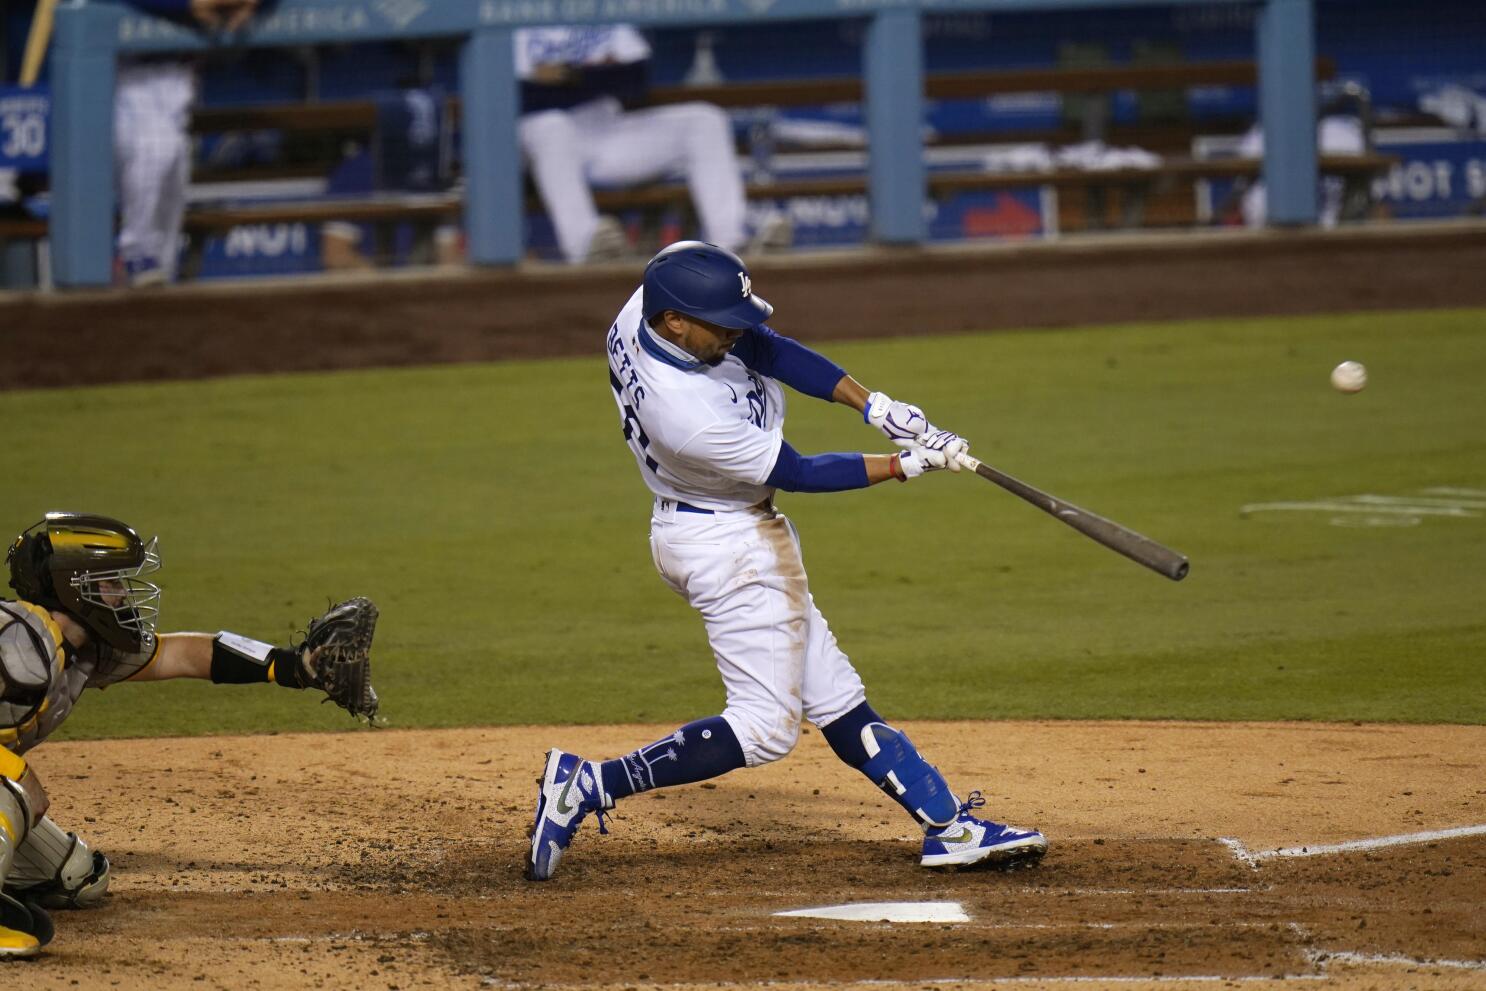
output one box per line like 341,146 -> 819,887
48,0 -> 1318,287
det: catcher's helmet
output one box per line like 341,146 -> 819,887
642,240 -> 773,330
6,512 -> 161,654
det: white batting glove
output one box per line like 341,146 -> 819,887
866,391 -> 932,450
916,428 -> 969,472
893,447 -> 949,481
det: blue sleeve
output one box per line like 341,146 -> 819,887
732,324 -> 846,401
766,440 -> 870,493
122,0 -> 193,14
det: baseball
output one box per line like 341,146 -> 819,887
1330,360 -> 1367,393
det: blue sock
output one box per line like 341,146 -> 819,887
599,716 -> 746,802
819,699 -> 884,768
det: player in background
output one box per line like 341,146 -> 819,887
1,512 -> 377,957
516,24 -> 790,264
526,241 -> 1047,880
112,0 -> 259,286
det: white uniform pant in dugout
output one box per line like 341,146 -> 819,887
114,61 -> 195,279
649,500 -> 866,767
520,97 -> 747,263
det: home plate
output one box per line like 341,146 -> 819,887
773,901 -> 969,923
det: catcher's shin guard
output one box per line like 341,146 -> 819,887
7,816 -> 109,909
858,723 -> 961,829
0,778 -> 49,956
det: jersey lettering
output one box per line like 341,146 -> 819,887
607,325 -> 659,474
744,371 -> 767,429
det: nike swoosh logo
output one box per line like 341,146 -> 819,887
933,828 -> 973,844
555,773 -> 578,815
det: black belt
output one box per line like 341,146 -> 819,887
676,501 -> 713,515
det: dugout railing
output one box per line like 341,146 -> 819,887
47,0 -> 1324,288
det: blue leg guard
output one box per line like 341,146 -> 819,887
858,723 -> 961,828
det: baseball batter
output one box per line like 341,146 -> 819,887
517,25 -> 778,264
0,512 -> 377,957
527,241 -> 1047,880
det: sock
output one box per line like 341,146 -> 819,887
599,716 -> 746,802
819,699 -> 884,767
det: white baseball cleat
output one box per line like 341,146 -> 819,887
920,791 -> 1048,869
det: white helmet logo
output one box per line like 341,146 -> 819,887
739,272 -> 752,298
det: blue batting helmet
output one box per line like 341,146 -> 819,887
642,241 -> 773,330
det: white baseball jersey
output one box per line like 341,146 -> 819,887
605,288 -> 786,511
514,25 -> 651,79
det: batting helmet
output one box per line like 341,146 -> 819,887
6,512 -> 161,654
642,241 -> 773,330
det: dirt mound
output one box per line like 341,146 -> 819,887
16,721 -> 1486,989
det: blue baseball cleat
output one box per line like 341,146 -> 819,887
920,791 -> 1048,869
526,749 -> 612,881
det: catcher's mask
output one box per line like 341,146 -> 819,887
6,512 -> 161,654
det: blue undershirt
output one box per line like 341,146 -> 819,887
734,325 -> 868,493
732,324 -> 847,401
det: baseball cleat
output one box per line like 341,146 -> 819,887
0,925 -> 40,958
920,791 -> 1047,869
526,749 -> 611,882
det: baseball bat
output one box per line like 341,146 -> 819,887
20,0 -> 61,88
954,452 -> 1189,581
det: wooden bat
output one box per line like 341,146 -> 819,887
20,0 -> 61,88
954,452 -> 1189,581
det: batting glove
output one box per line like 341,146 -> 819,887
892,447 -> 949,481
866,391 -> 932,450
916,428 -> 969,472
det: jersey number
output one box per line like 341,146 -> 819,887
609,370 -> 659,474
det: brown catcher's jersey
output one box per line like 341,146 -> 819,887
0,599 -> 160,756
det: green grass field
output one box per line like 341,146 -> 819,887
4,306 -> 1484,738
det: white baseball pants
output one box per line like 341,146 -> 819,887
519,97 -> 747,263
649,500 -> 867,768
114,61 -> 195,278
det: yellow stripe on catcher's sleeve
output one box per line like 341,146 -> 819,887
0,746 -> 25,781
121,635 -> 165,682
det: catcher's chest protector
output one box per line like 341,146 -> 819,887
0,602 -> 86,755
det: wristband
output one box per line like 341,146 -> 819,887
890,453 -> 908,482
209,633 -> 302,686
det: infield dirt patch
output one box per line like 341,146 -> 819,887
16,721 -> 1486,990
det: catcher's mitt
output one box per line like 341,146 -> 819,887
291,597 -> 380,721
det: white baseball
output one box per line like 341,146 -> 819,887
1330,360 -> 1367,394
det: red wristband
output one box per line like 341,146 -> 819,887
890,453 -> 907,482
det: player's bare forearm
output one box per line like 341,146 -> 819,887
864,453 -> 904,485
129,632 -> 215,681
832,375 -> 871,414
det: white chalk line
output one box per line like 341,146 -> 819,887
1307,949 -> 1486,973
1221,823 -> 1486,867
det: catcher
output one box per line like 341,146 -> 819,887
0,511 -> 379,958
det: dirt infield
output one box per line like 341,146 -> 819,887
5,223 -> 1486,390
15,721 -> 1485,990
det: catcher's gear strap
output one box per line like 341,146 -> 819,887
1,777 -> 27,854
8,816 -> 109,908
209,633 -> 299,686
0,602 -> 65,735
858,723 -> 961,829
